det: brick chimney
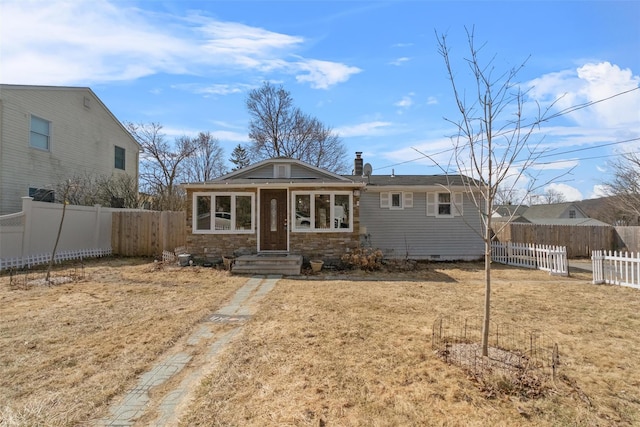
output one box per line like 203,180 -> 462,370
354,152 -> 363,176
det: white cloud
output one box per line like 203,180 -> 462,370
335,121 -> 393,137
544,183 -> 583,202
294,59 -> 362,89
590,184 -> 610,199
528,62 -> 640,129
394,93 -> 414,109
172,83 -> 251,96
390,57 -> 411,66
0,0 -> 360,89
426,96 -> 438,105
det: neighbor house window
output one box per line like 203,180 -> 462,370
114,146 -> 125,170
30,115 -> 50,150
569,209 -> 576,219
292,191 -> 352,232
379,192 -> 413,210
193,192 -> 255,233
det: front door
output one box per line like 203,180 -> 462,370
260,189 -> 288,251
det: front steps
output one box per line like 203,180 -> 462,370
231,253 -> 303,275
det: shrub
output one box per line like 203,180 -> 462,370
340,248 -> 384,271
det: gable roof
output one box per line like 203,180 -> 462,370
349,174 -> 475,188
494,204 -> 529,217
521,202 -> 587,219
183,157 -> 363,189
524,218 -> 610,226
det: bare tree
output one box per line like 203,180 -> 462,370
603,152 -> 640,224
246,82 -> 349,173
538,188 -> 567,204
437,28 -> 563,356
183,131 -> 227,182
126,122 -> 196,211
96,174 -> 141,208
54,173 -> 140,208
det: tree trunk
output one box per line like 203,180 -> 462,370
481,190 -> 492,357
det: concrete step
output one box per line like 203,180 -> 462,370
231,254 -> 302,276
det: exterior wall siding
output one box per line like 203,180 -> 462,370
0,86 -> 139,214
359,190 -> 484,260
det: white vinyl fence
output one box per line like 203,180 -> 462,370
0,197 -> 113,270
592,250 -> 640,289
491,242 -> 568,276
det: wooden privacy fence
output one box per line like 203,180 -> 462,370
112,211 -> 186,257
592,250 -> 640,289
491,242 -> 568,276
493,223 -> 615,258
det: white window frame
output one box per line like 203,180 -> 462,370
30,115 -> 51,151
291,191 -> 353,232
192,192 -> 255,234
274,164 -> 291,178
427,192 -> 463,218
380,191 -> 413,210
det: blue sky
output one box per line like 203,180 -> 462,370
2,0 -> 639,201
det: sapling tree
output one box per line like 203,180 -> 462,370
437,28 -> 564,356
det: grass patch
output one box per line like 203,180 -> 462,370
0,257 -> 247,426
181,264 -> 640,426
1,260 -> 639,426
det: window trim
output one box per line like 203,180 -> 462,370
114,145 -> 126,170
427,192 -> 463,218
29,114 -> 51,151
380,191 -> 413,210
192,192 -> 255,234
291,190 -> 353,232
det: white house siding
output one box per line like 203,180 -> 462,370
359,190 -> 484,261
0,86 -> 139,214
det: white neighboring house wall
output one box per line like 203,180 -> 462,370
0,84 -> 140,215
0,197 -> 117,270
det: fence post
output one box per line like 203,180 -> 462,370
20,197 -> 34,262
93,204 -> 102,250
592,250 -> 603,284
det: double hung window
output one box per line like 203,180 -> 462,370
30,115 -> 50,150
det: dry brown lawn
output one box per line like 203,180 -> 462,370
0,258 -> 247,426
1,258 -> 639,426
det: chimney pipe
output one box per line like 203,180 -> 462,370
354,152 -> 363,176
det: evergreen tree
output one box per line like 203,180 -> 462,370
230,144 -> 251,171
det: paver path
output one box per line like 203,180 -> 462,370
97,275 -> 280,427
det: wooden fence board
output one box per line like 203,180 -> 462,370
112,211 -> 186,257
493,223 -> 616,258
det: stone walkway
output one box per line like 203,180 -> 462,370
96,275 -> 280,427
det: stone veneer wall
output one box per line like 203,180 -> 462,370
185,189 -> 258,260
185,187 -> 362,262
289,231 -> 359,264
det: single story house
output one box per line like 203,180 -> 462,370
182,155 -> 484,272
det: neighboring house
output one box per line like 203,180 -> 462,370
183,155 -> 484,263
0,84 -> 140,214
577,196 -> 640,226
493,202 -> 609,226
